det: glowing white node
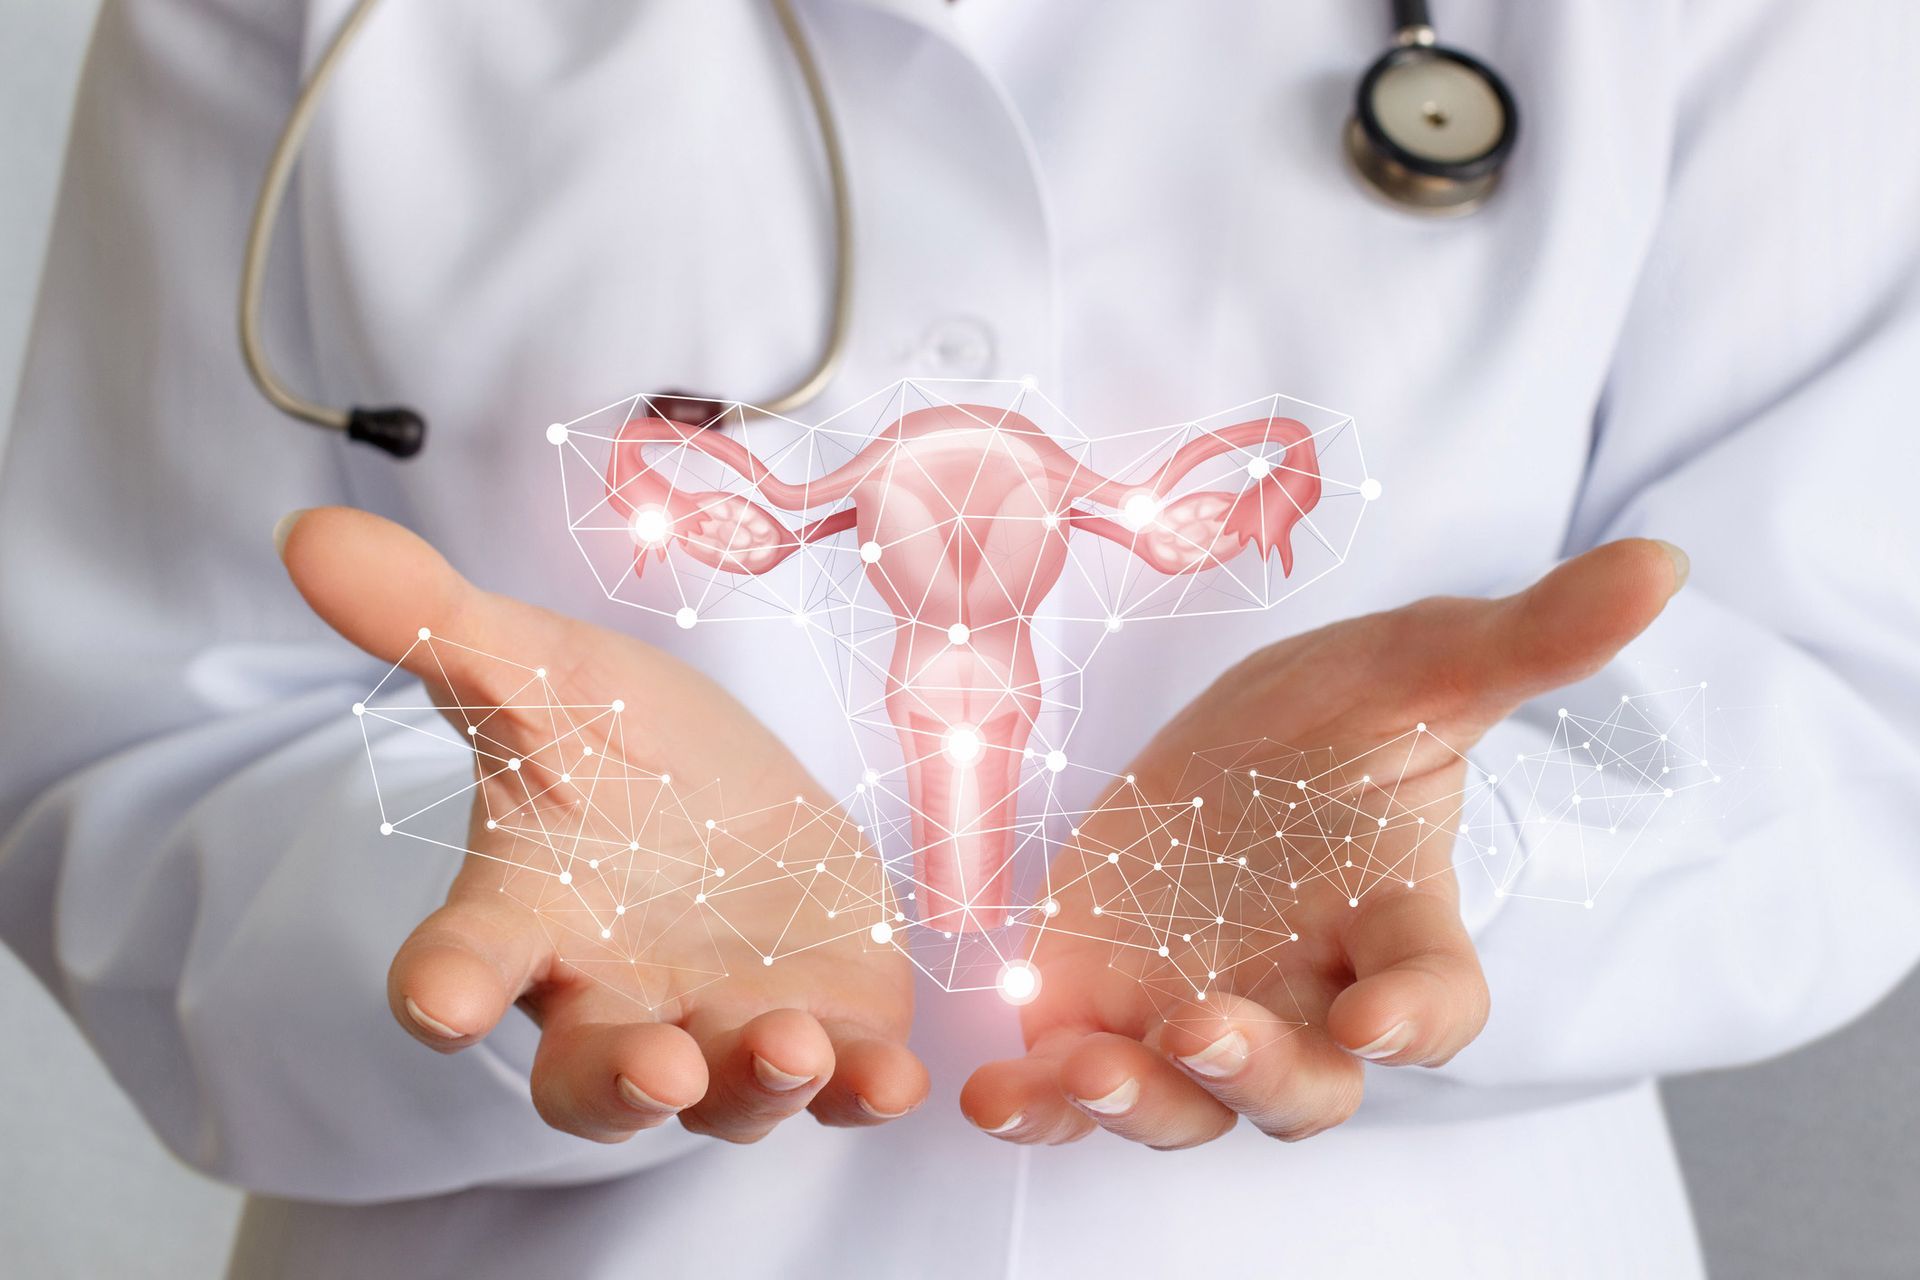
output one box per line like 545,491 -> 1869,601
1043,512 -> 1061,529
1191,796 -> 1205,808
629,840 -> 639,851
1105,616 -> 1124,633
545,423 -> 567,445
588,859 -> 598,869
417,627 -> 431,640
791,610 -> 808,628
379,822 -> 393,836
695,892 -> 706,904
870,922 -> 894,945
467,725 -> 477,736
560,773 -> 571,784
705,818 -> 716,829
860,540 -> 883,563
485,819 -> 496,830
507,758 -> 521,772
559,871 -> 572,885
1349,897 -> 1359,907
997,961 -> 1041,1005
675,607 -> 697,629
1121,491 -> 1160,530
948,623 -> 970,646
611,699 -> 625,713
1246,456 -> 1272,479
1557,707 -> 1568,718
1046,750 -> 1067,773
1107,851 -> 1120,864
1019,373 -> 1038,390
616,905 -> 625,915
762,956 -> 773,967
600,928 -> 611,939
1157,945 -> 1170,958
1042,898 -> 1060,917
629,507 -> 671,546
943,725 -> 985,766
351,702 -> 365,717
1360,477 -> 1383,501
1416,722 -> 1426,732
535,667 -> 547,679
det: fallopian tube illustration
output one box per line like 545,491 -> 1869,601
601,402 -> 1322,931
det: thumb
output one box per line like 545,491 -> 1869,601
276,505 -> 573,709
1423,537 -> 1689,732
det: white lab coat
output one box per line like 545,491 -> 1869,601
4,0 -> 1918,1275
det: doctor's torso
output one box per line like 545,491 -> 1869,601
249,2 -> 1701,1273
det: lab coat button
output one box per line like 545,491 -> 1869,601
914,316 -> 996,376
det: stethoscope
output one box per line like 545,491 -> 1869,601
239,0 -> 1515,459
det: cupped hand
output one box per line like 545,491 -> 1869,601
281,507 -> 926,1143
961,539 -> 1687,1148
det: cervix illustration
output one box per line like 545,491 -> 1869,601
597,398 -> 1324,931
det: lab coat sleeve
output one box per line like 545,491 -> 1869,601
0,1 -> 699,1201
1441,0 -> 1920,1087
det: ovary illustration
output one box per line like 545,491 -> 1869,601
603,402 -> 1323,931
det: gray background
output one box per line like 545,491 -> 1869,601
1,5 -> 1914,1277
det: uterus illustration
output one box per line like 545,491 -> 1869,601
604,403 -> 1322,931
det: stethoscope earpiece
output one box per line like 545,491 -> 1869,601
345,406 -> 428,458
1346,5 -> 1518,216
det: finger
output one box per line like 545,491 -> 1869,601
278,506 -> 585,728
529,1019 -> 708,1142
1153,992 -> 1366,1141
679,1007 -> 835,1143
959,1049 -> 1097,1146
1425,538 -> 1688,730
388,891 -> 550,1051
1057,1032 -> 1236,1149
1327,889 -> 1488,1067
278,506 -> 817,798
808,1027 -> 930,1127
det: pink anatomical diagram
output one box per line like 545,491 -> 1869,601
606,404 -> 1322,932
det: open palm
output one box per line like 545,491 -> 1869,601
961,539 -> 1687,1147
284,507 -> 925,1143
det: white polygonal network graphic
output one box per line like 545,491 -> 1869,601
355,638 -> 1750,1010
546,379 -> 1371,939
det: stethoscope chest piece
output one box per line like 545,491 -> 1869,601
1347,34 -> 1517,216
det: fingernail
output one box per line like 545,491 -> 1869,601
973,1112 -> 1024,1135
617,1075 -> 679,1114
273,509 -> 310,559
1351,1021 -> 1414,1061
1177,1029 -> 1249,1079
1069,1078 -> 1140,1117
403,996 -> 463,1040
751,1054 -> 816,1093
856,1096 -> 912,1121
1653,539 -> 1690,592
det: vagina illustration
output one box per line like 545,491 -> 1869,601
552,380 -> 1373,934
